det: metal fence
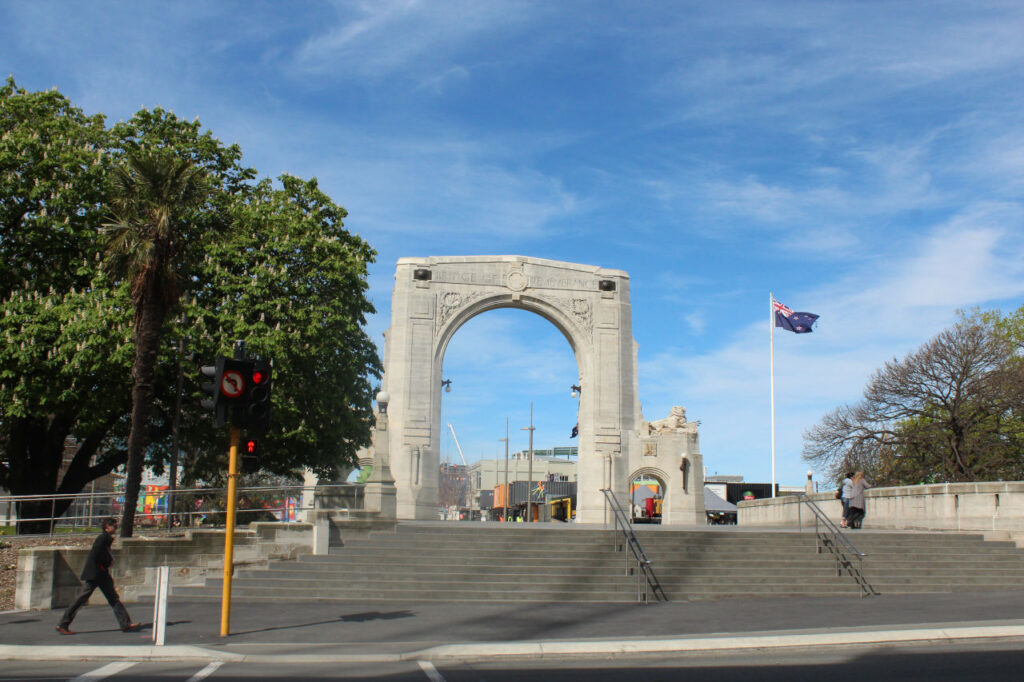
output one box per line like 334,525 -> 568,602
0,483 -> 364,536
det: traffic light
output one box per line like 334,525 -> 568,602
242,359 -> 272,432
201,356 -> 254,428
200,347 -> 272,431
241,437 -> 260,473
221,357 -> 253,427
200,356 -> 227,427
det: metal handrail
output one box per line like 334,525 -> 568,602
0,483 -> 364,536
600,488 -> 667,603
798,494 -> 875,597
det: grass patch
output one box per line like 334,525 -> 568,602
1,526 -> 103,536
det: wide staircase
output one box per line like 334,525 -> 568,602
171,522 -> 1024,603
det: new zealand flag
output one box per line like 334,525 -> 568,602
773,298 -> 819,334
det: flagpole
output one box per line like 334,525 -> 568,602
769,291 -> 776,498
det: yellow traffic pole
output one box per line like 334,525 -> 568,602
220,426 -> 240,636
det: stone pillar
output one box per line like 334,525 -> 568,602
364,390 -> 397,518
300,468 -> 319,523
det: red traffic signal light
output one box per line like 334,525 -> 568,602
241,436 -> 260,473
242,359 -> 272,432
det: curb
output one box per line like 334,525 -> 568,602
409,624 -> 1024,661
3,624 -> 1024,663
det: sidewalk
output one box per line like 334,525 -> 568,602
3,591 -> 1024,662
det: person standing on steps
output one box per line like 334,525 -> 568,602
846,472 -> 873,529
840,471 -> 854,527
56,517 -> 140,635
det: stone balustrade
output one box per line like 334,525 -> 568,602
739,482 -> 1024,537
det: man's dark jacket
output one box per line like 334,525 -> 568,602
81,531 -> 114,582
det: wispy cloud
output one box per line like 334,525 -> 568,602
292,0 -> 531,85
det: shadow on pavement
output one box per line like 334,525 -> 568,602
232,610 -> 413,636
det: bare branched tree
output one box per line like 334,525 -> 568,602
804,319 -> 1024,485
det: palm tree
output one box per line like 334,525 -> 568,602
103,151 -> 208,537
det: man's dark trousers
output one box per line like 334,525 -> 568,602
58,528 -> 132,631
59,573 -> 132,630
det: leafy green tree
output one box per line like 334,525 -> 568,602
102,152 -> 210,537
2,80 -> 381,534
178,174 -> 381,484
0,78 -> 132,533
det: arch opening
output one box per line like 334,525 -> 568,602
630,469 -> 667,524
439,307 -> 582,520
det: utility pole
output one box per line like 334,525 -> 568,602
499,417 -> 509,523
522,403 -> 535,523
220,339 -> 245,637
168,321 -> 186,531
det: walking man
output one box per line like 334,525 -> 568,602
56,517 -> 139,635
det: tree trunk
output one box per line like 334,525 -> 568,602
120,289 -> 167,538
4,413 -> 123,535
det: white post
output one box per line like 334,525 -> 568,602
152,565 -> 170,646
770,291 -> 777,498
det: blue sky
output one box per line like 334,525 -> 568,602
4,1 -> 1024,485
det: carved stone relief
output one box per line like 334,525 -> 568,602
437,289 -> 484,330
547,295 -> 593,338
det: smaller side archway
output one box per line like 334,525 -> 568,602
629,467 -> 668,524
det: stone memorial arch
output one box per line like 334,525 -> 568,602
374,255 -> 704,524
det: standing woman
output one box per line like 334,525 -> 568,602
840,471 -> 854,528
846,472 -> 872,529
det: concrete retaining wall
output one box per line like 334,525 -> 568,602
15,522 -> 318,611
739,482 -> 1024,533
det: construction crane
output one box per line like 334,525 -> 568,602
447,423 -> 468,466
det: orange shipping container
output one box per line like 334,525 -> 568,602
493,483 -> 509,508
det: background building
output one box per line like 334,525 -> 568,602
467,448 -> 577,512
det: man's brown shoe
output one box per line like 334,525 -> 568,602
55,626 -> 74,635
122,622 -> 141,632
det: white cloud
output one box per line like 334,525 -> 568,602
684,311 -> 706,335
292,0 -> 530,82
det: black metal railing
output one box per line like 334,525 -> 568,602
601,488 -> 667,603
798,494 -> 875,597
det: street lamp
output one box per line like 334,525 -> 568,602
521,403 -> 535,523
570,384 -> 581,398
441,379 -> 452,393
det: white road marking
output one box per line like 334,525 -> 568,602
69,661 -> 137,681
186,661 -> 224,681
418,660 -> 446,682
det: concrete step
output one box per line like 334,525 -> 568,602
173,583 -> 865,602
174,525 -> 1024,603
300,559 -> 840,573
